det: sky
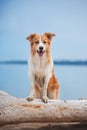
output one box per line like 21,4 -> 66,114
0,0 -> 87,61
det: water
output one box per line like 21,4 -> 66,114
0,64 -> 87,100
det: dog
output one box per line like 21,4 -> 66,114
26,32 -> 59,103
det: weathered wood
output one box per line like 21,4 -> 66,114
0,90 -> 87,127
1,123 -> 87,130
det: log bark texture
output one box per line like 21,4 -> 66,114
0,90 -> 87,127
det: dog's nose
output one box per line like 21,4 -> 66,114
39,46 -> 43,51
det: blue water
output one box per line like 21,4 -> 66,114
0,64 -> 87,100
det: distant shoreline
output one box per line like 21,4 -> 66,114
0,60 -> 87,66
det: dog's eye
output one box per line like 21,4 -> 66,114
43,41 -> 46,44
35,41 -> 39,44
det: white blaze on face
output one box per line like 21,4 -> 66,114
37,36 -> 45,52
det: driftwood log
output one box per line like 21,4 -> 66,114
0,90 -> 87,130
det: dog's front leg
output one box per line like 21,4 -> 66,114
42,77 -> 49,103
26,76 -> 35,101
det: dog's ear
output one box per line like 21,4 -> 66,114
26,34 -> 37,42
44,32 -> 56,41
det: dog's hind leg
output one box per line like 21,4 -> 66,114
47,75 -> 60,99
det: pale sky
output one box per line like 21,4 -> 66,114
0,0 -> 87,60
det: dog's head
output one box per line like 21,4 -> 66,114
26,32 -> 55,57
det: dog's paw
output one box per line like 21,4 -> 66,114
42,97 -> 48,103
26,96 -> 34,101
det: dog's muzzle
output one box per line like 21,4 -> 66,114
37,46 -> 45,57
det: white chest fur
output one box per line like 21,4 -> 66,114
29,53 -> 53,87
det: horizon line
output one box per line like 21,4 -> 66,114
0,60 -> 87,66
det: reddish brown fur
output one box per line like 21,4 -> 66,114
48,74 -> 59,99
27,34 -> 40,56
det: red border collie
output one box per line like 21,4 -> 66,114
26,32 -> 59,103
